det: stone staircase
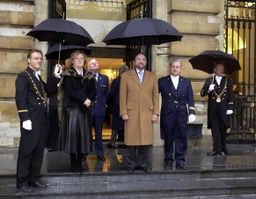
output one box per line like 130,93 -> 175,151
1,169 -> 256,198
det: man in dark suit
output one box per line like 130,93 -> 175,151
88,58 -> 109,161
108,65 -> 129,148
201,61 -> 234,156
158,58 -> 196,170
15,49 -> 60,193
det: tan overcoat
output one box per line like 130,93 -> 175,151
119,69 -> 159,146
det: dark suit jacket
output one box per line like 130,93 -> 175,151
200,76 -> 234,129
109,76 -> 124,130
15,67 -> 60,155
61,68 -> 96,108
92,73 -> 109,117
158,75 -> 195,115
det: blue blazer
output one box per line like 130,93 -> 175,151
158,75 -> 195,115
92,73 -> 109,117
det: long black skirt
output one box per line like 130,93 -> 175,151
56,106 -> 93,154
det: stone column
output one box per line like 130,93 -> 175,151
34,0 -> 49,80
151,0 -> 169,146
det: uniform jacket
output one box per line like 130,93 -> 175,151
15,67 -> 59,155
158,75 -> 195,115
200,76 -> 234,128
119,69 -> 159,146
92,73 -> 109,117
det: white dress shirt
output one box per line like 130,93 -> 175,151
215,76 -> 222,85
171,75 -> 179,89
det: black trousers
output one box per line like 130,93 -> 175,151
16,121 -> 46,188
211,104 -> 227,152
126,145 -> 149,168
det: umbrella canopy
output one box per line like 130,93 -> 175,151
27,18 -> 94,46
45,44 -> 91,60
102,17 -> 182,46
189,50 -> 241,74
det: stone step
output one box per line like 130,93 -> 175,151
1,169 -> 256,198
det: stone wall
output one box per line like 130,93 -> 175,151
152,0 -> 223,146
0,0 -> 223,147
0,0 -> 48,146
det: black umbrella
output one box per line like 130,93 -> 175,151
45,44 -> 91,60
189,50 -> 241,74
26,18 -> 94,46
102,17 -> 182,46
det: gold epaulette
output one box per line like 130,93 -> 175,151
17,110 -> 28,113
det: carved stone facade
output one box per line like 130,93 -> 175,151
0,0 -> 48,146
0,0 -> 223,147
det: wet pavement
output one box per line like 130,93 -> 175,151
1,142 -> 256,176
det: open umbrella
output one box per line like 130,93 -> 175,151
45,44 -> 91,60
189,50 -> 241,74
27,18 -> 94,62
102,17 -> 182,46
27,18 -> 94,46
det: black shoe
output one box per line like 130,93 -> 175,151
18,185 -> 32,193
81,154 -> 87,161
29,182 -> 47,188
141,166 -> 149,173
222,148 -> 231,155
97,156 -> 105,161
128,167 -> 134,173
207,151 -> 222,156
47,148 -> 55,152
176,164 -> 186,170
164,163 -> 172,169
107,144 -> 115,149
76,161 -> 84,172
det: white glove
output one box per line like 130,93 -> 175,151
188,114 -> 196,123
22,120 -> 32,130
54,64 -> 63,79
208,84 -> 215,92
226,110 -> 233,115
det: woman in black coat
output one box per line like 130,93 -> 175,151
56,50 -> 96,172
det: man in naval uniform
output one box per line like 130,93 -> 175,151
158,58 -> 196,170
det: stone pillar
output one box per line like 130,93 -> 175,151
33,0 -> 49,80
151,0 -> 169,146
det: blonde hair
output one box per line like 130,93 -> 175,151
68,50 -> 87,67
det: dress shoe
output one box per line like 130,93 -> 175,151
107,144 -> 115,149
81,154 -> 87,161
207,151 -> 222,156
164,163 -> 172,169
141,166 -> 149,173
128,167 -> 134,173
29,182 -> 47,188
97,156 -> 105,161
18,185 -> 32,193
76,162 -> 84,173
222,148 -> 231,155
176,164 -> 186,170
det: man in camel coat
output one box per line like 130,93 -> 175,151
120,52 -> 159,173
